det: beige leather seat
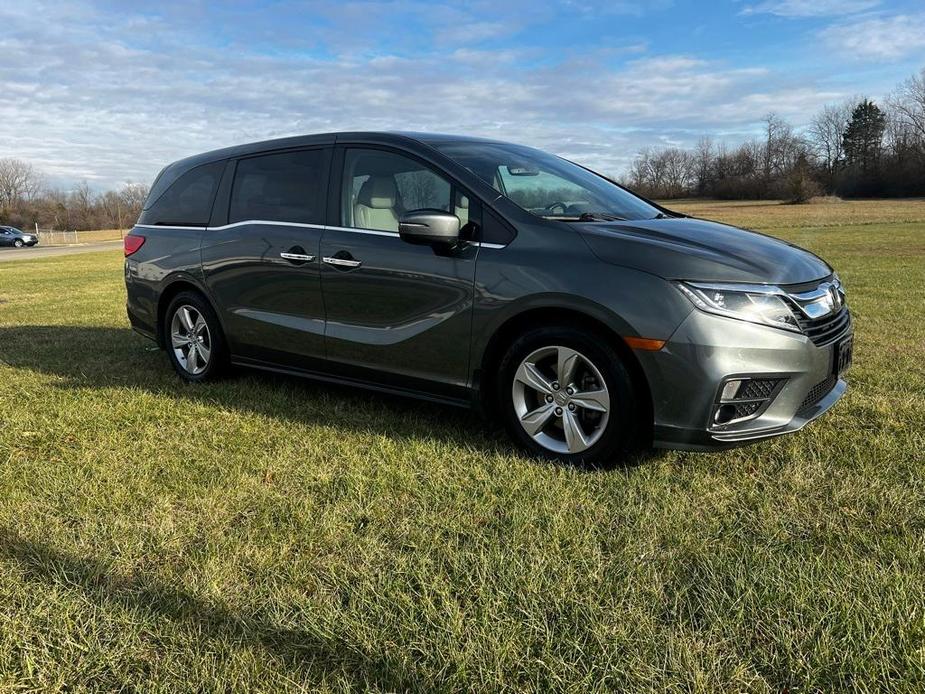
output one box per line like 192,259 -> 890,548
354,176 -> 400,232
455,194 -> 469,227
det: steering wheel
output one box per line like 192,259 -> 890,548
544,201 -> 569,215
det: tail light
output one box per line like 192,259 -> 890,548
124,235 -> 145,256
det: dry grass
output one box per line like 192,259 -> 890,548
661,197 -> 925,231
37,228 -> 125,246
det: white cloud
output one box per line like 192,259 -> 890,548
741,0 -> 880,17
820,13 -> 925,61
0,0 -> 860,187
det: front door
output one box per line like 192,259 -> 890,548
319,146 -> 479,392
202,147 -> 331,368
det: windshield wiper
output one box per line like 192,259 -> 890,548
577,212 -> 627,222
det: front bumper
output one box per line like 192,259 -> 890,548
638,308 -> 852,451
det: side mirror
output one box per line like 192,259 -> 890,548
399,210 -> 460,246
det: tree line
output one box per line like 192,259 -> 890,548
623,67 -> 925,201
0,159 -> 149,231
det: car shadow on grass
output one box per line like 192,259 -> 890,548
0,324 -> 658,470
0,526 -> 418,689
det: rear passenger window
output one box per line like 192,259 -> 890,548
229,149 -> 328,225
141,162 -> 223,226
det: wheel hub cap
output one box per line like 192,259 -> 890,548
511,345 -> 611,455
169,305 -> 212,375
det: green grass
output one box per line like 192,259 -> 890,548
1,204 -> 924,691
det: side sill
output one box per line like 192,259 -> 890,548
231,357 -> 474,409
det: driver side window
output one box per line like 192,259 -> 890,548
341,149 -> 452,233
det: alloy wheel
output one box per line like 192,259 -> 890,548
511,345 -> 611,454
170,304 -> 212,375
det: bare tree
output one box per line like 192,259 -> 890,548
762,113 -> 804,180
99,190 -> 126,230
95,182 -> 150,229
626,148 -> 697,199
120,182 -> 149,209
808,100 -> 857,184
0,158 -> 45,208
889,68 -> 925,145
70,181 -> 96,229
694,137 -> 713,195
661,148 -> 696,198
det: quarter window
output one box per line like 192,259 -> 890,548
341,149 -> 453,233
229,149 -> 328,225
141,162 -> 223,227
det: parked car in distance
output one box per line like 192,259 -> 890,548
124,132 -> 852,464
0,226 -> 39,247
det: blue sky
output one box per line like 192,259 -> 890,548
1,0 -> 923,188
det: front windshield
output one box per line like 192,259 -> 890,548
431,141 -> 662,221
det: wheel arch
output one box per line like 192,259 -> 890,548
155,277 -> 224,349
475,305 -> 654,445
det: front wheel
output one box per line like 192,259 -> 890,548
13,239 -> 23,248
498,326 -> 641,465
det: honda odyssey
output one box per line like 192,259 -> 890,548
124,132 -> 852,464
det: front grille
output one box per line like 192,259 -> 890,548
797,306 -> 851,347
799,375 -> 837,413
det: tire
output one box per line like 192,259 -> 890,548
13,239 -> 23,248
163,291 -> 228,382
497,325 -> 640,466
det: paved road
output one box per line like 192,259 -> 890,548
0,240 -> 122,263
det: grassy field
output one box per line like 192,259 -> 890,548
37,228 -> 125,246
665,197 -> 925,231
0,199 -> 923,691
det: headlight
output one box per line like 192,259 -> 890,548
676,282 -> 801,333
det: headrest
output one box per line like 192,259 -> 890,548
456,196 -> 469,210
357,176 -> 397,209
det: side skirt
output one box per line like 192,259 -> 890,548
231,356 -> 474,409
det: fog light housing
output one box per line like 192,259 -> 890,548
710,376 -> 786,429
714,404 -> 737,425
721,380 -> 743,401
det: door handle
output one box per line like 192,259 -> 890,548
322,256 -> 362,268
280,252 -> 315,262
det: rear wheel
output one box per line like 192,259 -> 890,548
498,326 -> 639,465
164,292 -> 227,382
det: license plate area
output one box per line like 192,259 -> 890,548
834,336 -> 853,377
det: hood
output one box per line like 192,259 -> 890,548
578,217 -> 831,286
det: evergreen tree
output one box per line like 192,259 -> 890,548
842,99 -> 886,173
